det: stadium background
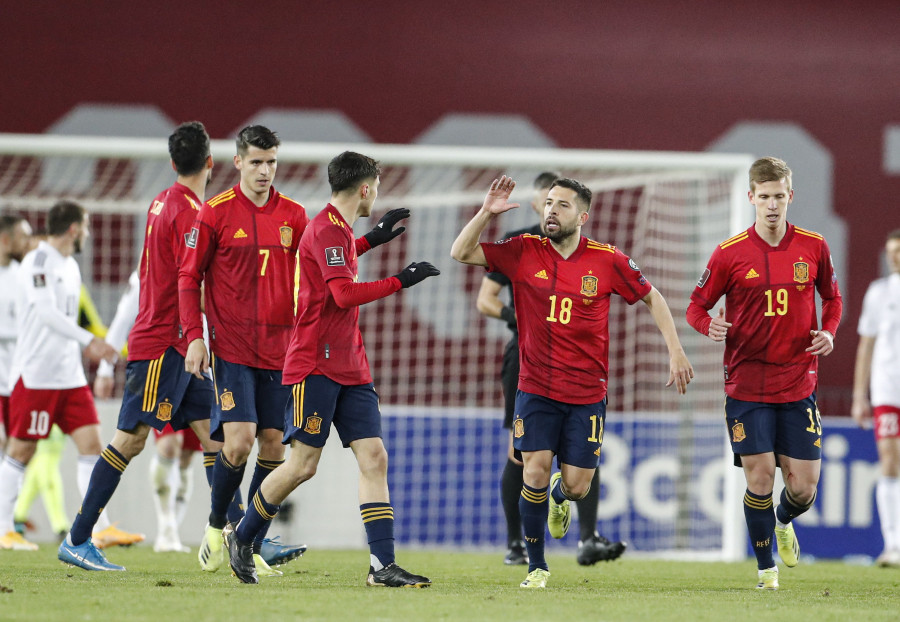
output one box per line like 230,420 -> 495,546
2,1 -> 898,557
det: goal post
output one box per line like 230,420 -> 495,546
0,133 -> 751,559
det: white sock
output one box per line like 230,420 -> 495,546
150,455 -> 175,537
78,455 -> 111,531
175,466 -> 193,526
877,476 -> 900,551
0,456 -> 26,533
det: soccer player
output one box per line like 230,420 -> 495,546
686,157 -> 842,590
0,201 -> 125,551
56,122 -> 225,570
452,176 -> 692,589
224,151 -> 438,586
475,172 -> 625,567
852,229 -> 900,568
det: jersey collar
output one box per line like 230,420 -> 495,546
748,222 -> 795,252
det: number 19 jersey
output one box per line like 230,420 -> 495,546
482,234 -> 652,404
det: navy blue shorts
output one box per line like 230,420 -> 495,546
725,392 -> 822,465
210,355 -> 290,441
283,375 -> 381,448
118,347 -> 213,433
512,390 -> 606,469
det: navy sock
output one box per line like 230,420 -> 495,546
575,469 -> 600,542
227,489 -> 246,525
70,446 -> 129,546
520,483 -> 549,572
235,489 -> 280,544
776,488 -> 815,524
202,452 -> 217,487
209,452 -> 245,529
361,502 -> 394,570
501,459 -> 524,546
248,458 -> 283,553
744,489 -> 775,570
550,474 -> 570,505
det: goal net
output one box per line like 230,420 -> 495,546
0,134 -> 750,559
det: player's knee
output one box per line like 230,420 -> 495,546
563,479 -> 591,500
358,446 -> 389,478
113,432 -> 148,461
224,438 -> 254,465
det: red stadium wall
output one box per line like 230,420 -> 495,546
3,0 -> 899,412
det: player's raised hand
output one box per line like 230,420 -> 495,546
665,350 -> 694,395
806,329 -> 834,356
482,176 -> 520,215
707,307 -> 731,342
394,261 -> 440,288
85,337 -> 117,364
185,338 -> 210,379
364,208 -> 410,248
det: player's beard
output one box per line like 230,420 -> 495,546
542,219 -> 578,244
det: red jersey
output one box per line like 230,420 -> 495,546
482,234 -> 652,404
178,184 -> 309,370
687,223 -> 842,403
283,205 -> 396,385
129,182 -> 202,360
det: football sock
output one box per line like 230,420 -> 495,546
876,476 -> 899,551
775,488 -> 815,526
150,454 -> 175,529
519,483 -> 549,572
209,451 -> 245,529
360,502 -> 394,571
70,446 -> 129,546
13,457 -> 41,525
0,455 -> 26,533
500,458 -> 524,546
202,452 -> 217,487
79,454 -> 111,530
550,473 -> 571,505
743,489 -> 775,570
576,469 -> 600,542
175,464 -> 193,525
236,490 -> 279,544
227,489 -> 245,524
248,458 -> 283,553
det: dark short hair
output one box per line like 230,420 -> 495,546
887,229 -> 900,242
328,151 -> 381,194
168,121 -> 210,176
47,200 -> 86,236
236,125 -> 281,156
0,214 -> 25,235
533,171 -> 560,190
549,177 -> 592,212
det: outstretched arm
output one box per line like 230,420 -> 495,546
450,176 -> 519,266
642,287 -> 694,394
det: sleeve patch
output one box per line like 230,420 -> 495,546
628,258 -> 640,271
33,273 -> 47,288
697,268 -> 710,288
325,246 -> 346,266
185,227 -> 199,249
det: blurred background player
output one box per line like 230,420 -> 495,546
180,125 -> 309,577
452,176 -> 692,589
687,157 -> 842,590
475,172 -> 625,566
226,151 -> 437,586
852,229 -> 900,568
0,200 -> 142,551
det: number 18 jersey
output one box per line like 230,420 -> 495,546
482,234 -> 652,404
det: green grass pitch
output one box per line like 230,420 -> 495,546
2,546 -> 899,621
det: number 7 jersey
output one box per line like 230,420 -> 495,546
688,223 -> 842,403
482,234 -> 652,404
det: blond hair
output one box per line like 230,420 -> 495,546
749,157 -> 792,192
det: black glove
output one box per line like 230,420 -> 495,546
500,305 -> 517,330
363,208 -> 410,248
394,262 -> 440,288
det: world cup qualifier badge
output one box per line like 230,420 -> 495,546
325,246 -> 345,266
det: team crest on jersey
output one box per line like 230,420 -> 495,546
581,275 -> 598,297
731,422 -> 746,443
513,418 -> 524,438
325,247 -> 346,266
220,390 -> 236,411
793,262 -> 809,283
280,226 -> 293,247
304,415 -> 323,435
186,227 -> 199,249
156,401 -> 173,422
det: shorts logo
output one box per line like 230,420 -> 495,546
793,262 -> 809,283
697,268 -> 710,288
280,226 -> 293,247
220,390 -> 236,411
581,275 -> 598,297
326,247 -> 346,266
513,418 -> 524,438
814,437 -> 821,448
304,414 -> 323,435
594,447 -> 601,456
156,401 -> 173,422
731,422 -> 746,443
186,227 -> 199,249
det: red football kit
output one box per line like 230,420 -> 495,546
482,234 -> 652,404
129,182 -> 202,360
687,223 -> 842,403
283,205 -> 399,386
178,184 -> 309,370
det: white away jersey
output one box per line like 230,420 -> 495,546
858,273 -> 900,406
10,241 -> 94,390
0,260 -> 20,396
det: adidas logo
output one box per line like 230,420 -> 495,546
745,268 -> 760,279
814,438 -> 821,448
233,228 -> 248,239
534,270 -> 548,279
